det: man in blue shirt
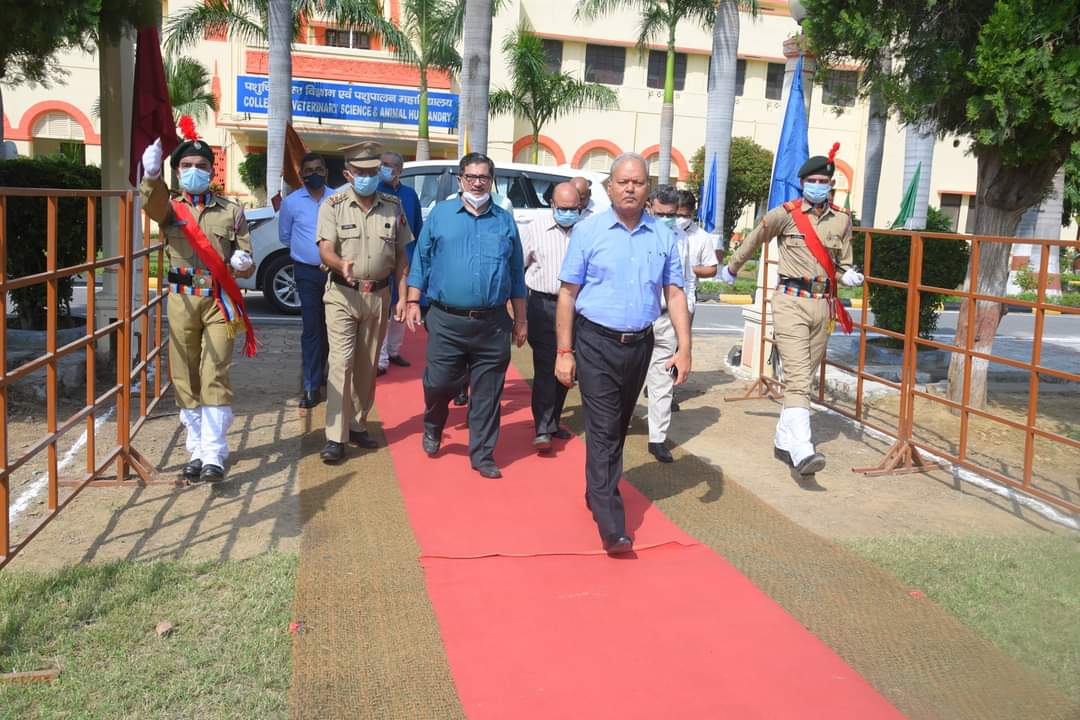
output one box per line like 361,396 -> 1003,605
279,152 -> 331,409
377,150 -> 423,375
405,152 -> 528,479
555,153 -> 692,554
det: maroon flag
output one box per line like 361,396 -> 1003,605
129,26 -> 178,186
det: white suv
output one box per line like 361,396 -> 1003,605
243,161 -> 610,314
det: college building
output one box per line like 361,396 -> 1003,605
1,0 -> 1073,241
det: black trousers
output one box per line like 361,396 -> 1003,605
423,305 -> 512,467
526,292 -> 569,436
575,316 -> 653,540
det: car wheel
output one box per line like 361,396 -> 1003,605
262,254 -> 302,315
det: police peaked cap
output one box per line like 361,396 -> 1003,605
170,139 -> 215,166
798,142 -> 841,179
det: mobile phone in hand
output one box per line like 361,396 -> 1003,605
668,365 -> 678,381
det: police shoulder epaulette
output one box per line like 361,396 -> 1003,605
328,193 -> 349,207
830,203 -> 850,214
782,200 -> 797,212
378,192 -> 400,204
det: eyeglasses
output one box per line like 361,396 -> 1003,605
461,174 -> 492,184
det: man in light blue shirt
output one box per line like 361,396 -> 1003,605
278,152 -> 331,409
554,153 -> 692,554
405,152 -> 527,479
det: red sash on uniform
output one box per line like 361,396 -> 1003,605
783,201 -> 854,334
170,200 -> 258,356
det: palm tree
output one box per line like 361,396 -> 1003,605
460,0 -> 493,155
165,57 -> 219,123
165,0 -> 403,196
576,0 -> 715,185
703,1 -> 755,238
489,22 -> 618,164
859,51 -> 891,228
387,0 -> 466,160
902,122 -> 935,230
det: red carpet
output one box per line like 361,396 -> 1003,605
375,331 -> 903,719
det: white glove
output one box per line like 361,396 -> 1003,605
720,264 -> 737,285
141,138 -> 163,179
230,250 -> 254,272
841,267 -> 864,287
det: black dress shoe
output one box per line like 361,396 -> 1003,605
376,367 -> 387,377
348,430 -> 379,449
453,389 -> 468,407
388,355 -> 411,367
320,441 -> 345,463
774,446 -> 794,467
200,463 -> 225,482
298,389 -> 320,409
648,442 -> 674,463
533,433 -> 552,452
552,428 -> 573,440
602,534 -> 633,554
182,458 -> 203,479
473,464 -> 502,479
422,432 -> 441,456
796,453 -> 826,475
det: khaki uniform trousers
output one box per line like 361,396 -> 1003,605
772,291 -> 831,410
324,282 -> 389,443
646,312 -> 678,443
168,294 -> 235,409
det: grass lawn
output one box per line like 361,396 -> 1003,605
0,553 -> 297,719
847,534 -> 1080,704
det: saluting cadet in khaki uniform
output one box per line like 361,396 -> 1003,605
317,140 -> 412,463
721,146 -> 864,475
138,122 -> 256,483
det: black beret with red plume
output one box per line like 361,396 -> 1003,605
798,142 -> 840,179
170,115 -> 215,165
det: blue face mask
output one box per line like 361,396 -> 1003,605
352,174 -> 380,197
179,167 -> 211,194
553,208 -> 581,227
656,216 -> 677,229
378,165 -> 395,184
802,181 -> 831,205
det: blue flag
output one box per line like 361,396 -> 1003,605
767,55 -> 810,210
699,153 -> 719,233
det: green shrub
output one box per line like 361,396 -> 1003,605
0,156 -> 102,329
853,206 -> 969,339
238,151 -> 266,192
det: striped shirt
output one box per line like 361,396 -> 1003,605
522,216 -> 574,295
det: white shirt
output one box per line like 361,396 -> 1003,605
522,216 -> 573,294
684,223 -> 719,310
659,226 -> 694,313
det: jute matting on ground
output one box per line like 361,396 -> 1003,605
287,345 -> 1078,720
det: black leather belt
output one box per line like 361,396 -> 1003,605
529,290 -> 559,301
430,300 -> 502,319
167,268 -> 211,289
779,276 -> 831,294
332,274 -> 389,292
579,316 -> 653,345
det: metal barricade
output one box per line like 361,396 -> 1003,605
0,188 -> 169,568
728,228 -> 1079,515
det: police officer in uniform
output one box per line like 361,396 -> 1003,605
317,140 -> 412,463
720,146 -> 864,475
139,129 -> 255,483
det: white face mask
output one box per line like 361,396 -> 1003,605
462,191 -> 490,208
675,217 -> 693,231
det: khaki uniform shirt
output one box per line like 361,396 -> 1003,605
730,200 -> 854,280
317,189 -> 412,281
139,176 -> 251,271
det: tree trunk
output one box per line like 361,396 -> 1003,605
416,67 -> 431,161
265,0 -> 292,202
531,134 -> 540,164
946,146 -> 1064,409
703,1 -> 739,238
461,0 -> 493,156
0,85 -> 5,148
902,122 -> 935,230
657,38 -> 677,186
860,52 -> 890,227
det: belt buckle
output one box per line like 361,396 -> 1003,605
810,280 -> 826,294
360,279 -> 375,292
195,275 -> 210,289
619,332 -> 634,344
467,309 -> 482,319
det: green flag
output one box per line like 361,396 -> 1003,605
890,162 -> 921,229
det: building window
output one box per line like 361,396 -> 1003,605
822,70 -> 858,107
647,50 -> 687,91
939,193 -> 963,232
585,44 -> 626,86
514,144 -> 557,167
325,29 -> 371,49
579,148 -> 615,173
964,195 -> 979,234
542,39 -> 563,73
765,62 -> 785,100
707,58 -> 746,96
31,111 -> 86,162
